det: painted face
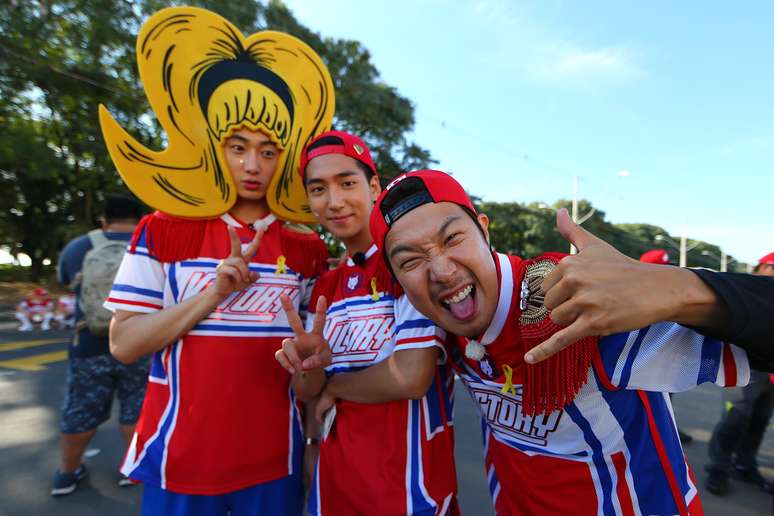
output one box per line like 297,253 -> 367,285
305,154 -> 380,243
384,202 -> 499,338
221,129 -> 280,202
757,263 -> 774,276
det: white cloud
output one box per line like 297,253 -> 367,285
530,46 -> 647,84
467,1 -> 646,87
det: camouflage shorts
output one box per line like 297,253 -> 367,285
61,354 -> 150,434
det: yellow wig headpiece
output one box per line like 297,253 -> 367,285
99,6 -> 335,222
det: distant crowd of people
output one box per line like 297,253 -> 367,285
15,287 -> 75,331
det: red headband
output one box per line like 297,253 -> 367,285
299,130 -> 377,181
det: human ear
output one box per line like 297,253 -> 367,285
477,213 -> 490,243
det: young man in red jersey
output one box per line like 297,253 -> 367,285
368,169 -> 750,516
16,287 -> 55,331
101,7 -> 332,515
107,130 -> 326,516
275,131 -> 458,515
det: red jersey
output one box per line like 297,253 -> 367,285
445,252 -> 749,516
307,245 -> 458,515
105,212 -> 327,495
21,297 -> 54,314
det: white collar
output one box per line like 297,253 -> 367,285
473,252 -> 513,346
346,243 -> 378,267
220,212 -> 277,230
463,252 -> 513,361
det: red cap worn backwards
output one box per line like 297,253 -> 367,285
299,130 -> 377,181
370,170 -> 477,254
759,252 -> 774,266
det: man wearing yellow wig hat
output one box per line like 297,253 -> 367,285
98,7 -> 334,514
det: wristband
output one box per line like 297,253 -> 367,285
305,437 -> 320,446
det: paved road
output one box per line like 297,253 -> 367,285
0,329 -> 771,515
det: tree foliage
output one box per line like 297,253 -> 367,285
0,0 -> 433,277
1,0 -> 146,277
479,198 -> 740,270
0,0 -> 742,277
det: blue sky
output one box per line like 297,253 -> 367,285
284,0 -> 773,264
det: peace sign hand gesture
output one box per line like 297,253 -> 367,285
213,226 -> 262,301
275,294 -> 332,374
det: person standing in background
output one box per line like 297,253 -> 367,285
704,252 -> 774,496
52,195 -> 145,496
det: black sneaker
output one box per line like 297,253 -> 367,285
731,463 -> 774,493
51,464 -> 88,496
704,468 -> 729,496
678,429 -> 693,445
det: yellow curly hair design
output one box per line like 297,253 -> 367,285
99,6 -> 335,221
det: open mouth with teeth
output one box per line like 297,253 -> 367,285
440,284 -> 477,321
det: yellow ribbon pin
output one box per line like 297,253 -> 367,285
275,255 -> 287,275
501,364 -> 516,396
370,278 -> 379,301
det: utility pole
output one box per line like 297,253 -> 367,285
701,249 -> 733,272
570,176 -> 595,254
657,233 -> 699,268
571,176 -> 579,255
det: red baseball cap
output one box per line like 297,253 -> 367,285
33,287 -> 49,297
299,130 -> 377,181
759,252 -> 774,266
639,249 -> 670,264
370,169 -> 477,253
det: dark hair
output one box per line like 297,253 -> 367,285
104,195 -> 142,223
305,135 -> 375,182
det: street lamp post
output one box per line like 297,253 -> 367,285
570,176 -> 596,255
701,249 -> 733,272
655,234 -> 699,268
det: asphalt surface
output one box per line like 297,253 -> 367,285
0,328 -> 771,515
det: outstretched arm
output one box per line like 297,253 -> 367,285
312,346 -> 440,422
527,209 -> 728,364
325,347 -> 439,403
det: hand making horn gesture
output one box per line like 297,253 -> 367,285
275,294 -> 332,374
526,208 -> 660,364
213,226 -> 263,299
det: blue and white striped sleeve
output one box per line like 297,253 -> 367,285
393,294 -> 447,362
596,322 -> 750,392
103,232 -> 166,314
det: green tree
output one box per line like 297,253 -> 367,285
259,0 -> 434,182
0,0 -> 434,277
477,201 -> 564,256
0,0 -> 147,277
0,116 -> 65,279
